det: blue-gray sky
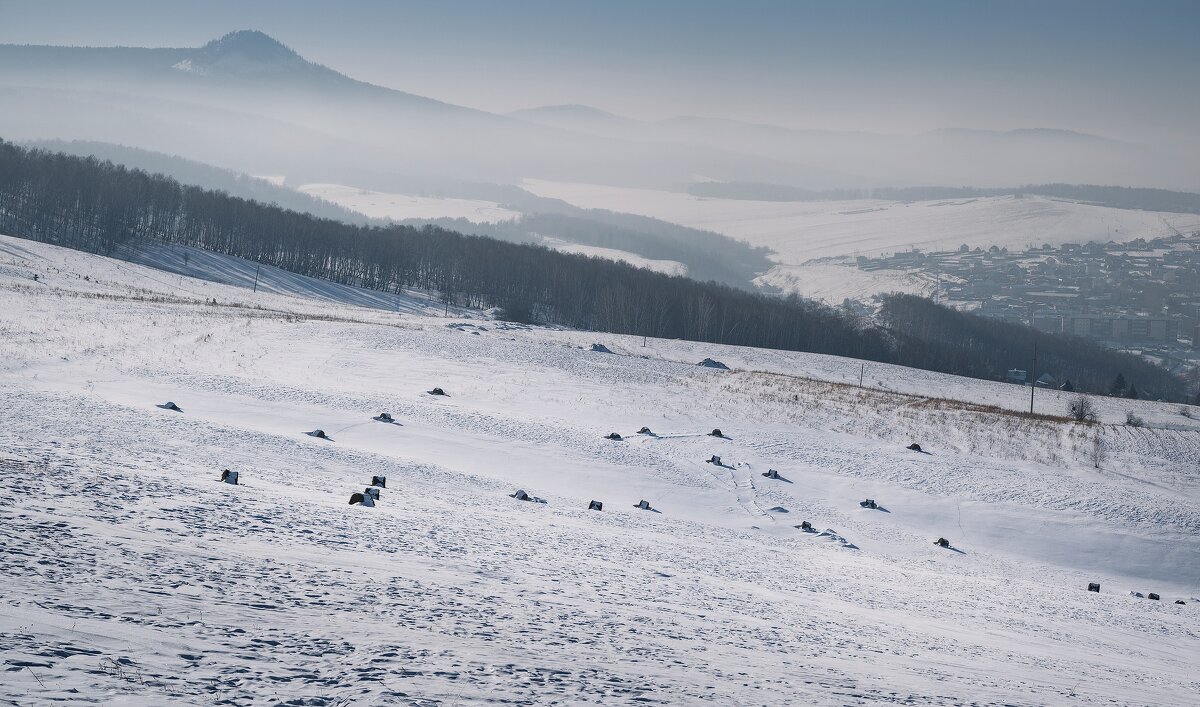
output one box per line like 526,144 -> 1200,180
1,0 -> 1197,145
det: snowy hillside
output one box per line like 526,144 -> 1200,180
539,238 -> 688,276
1,233 -> 1197,705
298,183 -> 691,277
523,180 -> 1200,301
299,183 -> 521,225
106,240 -> 471,317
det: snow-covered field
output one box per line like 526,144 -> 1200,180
523,179 -> 1200,301
757,262 -> 937,302
300,183 -> 521,224
541,238 -> 688,277
2,234 -> 1198,705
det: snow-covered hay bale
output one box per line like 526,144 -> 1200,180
590,343 -> 613,354
1148,593 -> 1160,601
635,500 -> 652,511
707,455 -> 722,465
637,426 -> 653,435
428,387 -> 447,396
709,428 -> 724,438
364,487 -> 380,501
798,520 -> 814,531
935,537 -> 950,548
697,358 -> 729,370
815,528 -> 858,550
1088,582 -> 1100,593
907,443 -> 923,452
220,469 -> 239,485
604,432 -> 623,441
307,429 -> 329,439
859,499 -> 878,509
373,412 -> 394,423
588,500 -> 603,511
371,475 -> 387,488
157,401 -> 182,412
763,469 -> 781,480
349,492 -> 374,507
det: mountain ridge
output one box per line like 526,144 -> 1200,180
515,103 -> 1133,146
0,31 -> 1191,191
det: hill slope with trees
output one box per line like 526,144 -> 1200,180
0,140 -> 1186,400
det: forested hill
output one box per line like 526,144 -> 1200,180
392,212 -> 772,289
22,140 -> 374,225
0,140 -> 1186,400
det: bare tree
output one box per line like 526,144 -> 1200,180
1067,395 -> 1098,423
1092,431 -> 1105,469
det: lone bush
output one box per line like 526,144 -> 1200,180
1067,395 -> 1098,423
1125,411 -> 1144,427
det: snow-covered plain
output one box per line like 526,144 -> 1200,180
522,180 -> 1200,259
299,183 -> 521,224
757,262 -> 938,303
522,179 -> 1200,301
2,234 -> 1198,705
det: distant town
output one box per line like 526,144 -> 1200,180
856,229 -> 1200,377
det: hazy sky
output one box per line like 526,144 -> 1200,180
1,0 -> 1197,145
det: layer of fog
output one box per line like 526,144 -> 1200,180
1,31 -> 1196,200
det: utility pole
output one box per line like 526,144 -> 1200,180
859,363 -> 865,387
252,264 -> 261,293
1029,339 -> 1037,414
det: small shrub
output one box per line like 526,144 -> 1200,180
1125,411 -> 1144,427
1182,407 -> 1194,419
498,298 -> 534,323
1067,395 -> 1098,423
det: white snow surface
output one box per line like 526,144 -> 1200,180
758,262 -> 937,302
2,233 -> 1198,705
541,237 -> 688,276
522,180 -> 1200,301
299,183 -> 521,224
106,239 -> 472,317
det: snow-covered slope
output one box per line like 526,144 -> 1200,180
299,183 -> 521,224
104,239 -> 471,316
297,184 -> 691,276
540,237 -> 688,276
2,234 -> 1197,705
523,180 -> 1200,301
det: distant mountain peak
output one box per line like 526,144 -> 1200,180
930,126 -> 1124,145
508,104 -> 640,133
524,104 -> 619,118
201,30 -> 298,59
175,30 -> 318,77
